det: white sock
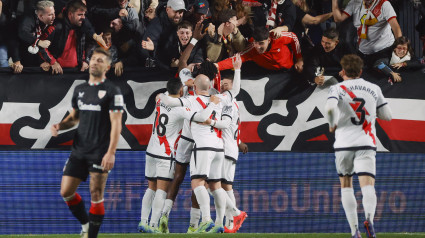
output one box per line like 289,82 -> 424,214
341,188 -> 359,236
225,190 -> 240,217
149,189 -> 167,228
225,190 -> 236,228
361,185 -> 377,224
82,223 -> 89,233
140,188 -> 155,224
194,186 -> 211,222
162,199 -> 173,218
189,207 -> 201,228
212,188 -> 227,227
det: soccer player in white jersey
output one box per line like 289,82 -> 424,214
138,79 -> 220,233
159,54 -> 247,233
216,70 -> 249,233
325,54 -> 392,238
159,61 -> 220,233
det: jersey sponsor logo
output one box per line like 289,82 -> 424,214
115,95 -> 124,107
78,100 -> 101,111
98,90 -> 106,99
222,105 -> 232,115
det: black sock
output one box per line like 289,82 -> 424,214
65,193 -> 89,225
88,213 -> 104,238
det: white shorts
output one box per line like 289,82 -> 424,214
175,136 -> 194,165
221,156 -> 237,184
145,153 -> 175,181
190,148 -> 224,181
335,150 -> 376,178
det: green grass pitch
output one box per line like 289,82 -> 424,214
1,233 -> 424,238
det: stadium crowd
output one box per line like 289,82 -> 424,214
0,0 -> 423,83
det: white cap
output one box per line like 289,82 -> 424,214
167,0 -> 186,11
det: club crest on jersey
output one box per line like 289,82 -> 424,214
98,90 -> 106,99
78,92 -> 84,98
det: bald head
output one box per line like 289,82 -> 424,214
194,74 -> 211,93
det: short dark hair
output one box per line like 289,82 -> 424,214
93,47 -> 112,64
177,20 -> 193,31
220,70 -> 234,81
340,54 -> 363,78
252,26 -> 270,42
66,0 -> 87,13
323,27 -> 339,40
197,61 -> 218,81
217,9 -> 237,25
167,78 -> 183,95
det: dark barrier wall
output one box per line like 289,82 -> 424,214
0,151 -> 424,234
1,67 -> 425,152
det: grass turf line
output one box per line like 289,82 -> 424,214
1,233 -> 425,238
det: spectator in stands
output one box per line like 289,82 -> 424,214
304,28 -> 352,85
211,0 -> 253,38
217,26 -> 303,72
164,21 -> 204,69
0,0 -> 23,73
251,0 -> 296,32
0,0 -> 9,68
90,0 -> 140,34
39,0 -> 106,74
375,36 -> 423,84
141,0 -> 186,68
86,29 -> 124,76
270,0 -> 333,54
18,1 -> 55,70
185,0 -> 210,23
206,9 -> 246,63
332,0 -> 402,69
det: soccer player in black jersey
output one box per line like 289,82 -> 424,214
51,48 -> 124,238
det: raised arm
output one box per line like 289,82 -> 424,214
332,0 -> 349,23
302,12 -> 333,25
228,54 -> 242,97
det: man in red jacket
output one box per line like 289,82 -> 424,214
217,26 -> 303,72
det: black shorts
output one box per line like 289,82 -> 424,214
63,154 -> 107,181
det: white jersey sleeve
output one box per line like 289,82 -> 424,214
342,0 -> 357,17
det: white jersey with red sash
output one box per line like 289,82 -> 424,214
146,100 -> 197,159
343,0 -> 396,54
327,78 -> 387,151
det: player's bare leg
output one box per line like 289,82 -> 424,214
60,176 -> 89,238
88,172 -> 108,238
139,180 -> 157,232
359,175 -> 377,238
340,176 -> 361,238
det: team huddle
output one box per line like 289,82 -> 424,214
51,47 -> 391,238
138,53 -> 247,234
